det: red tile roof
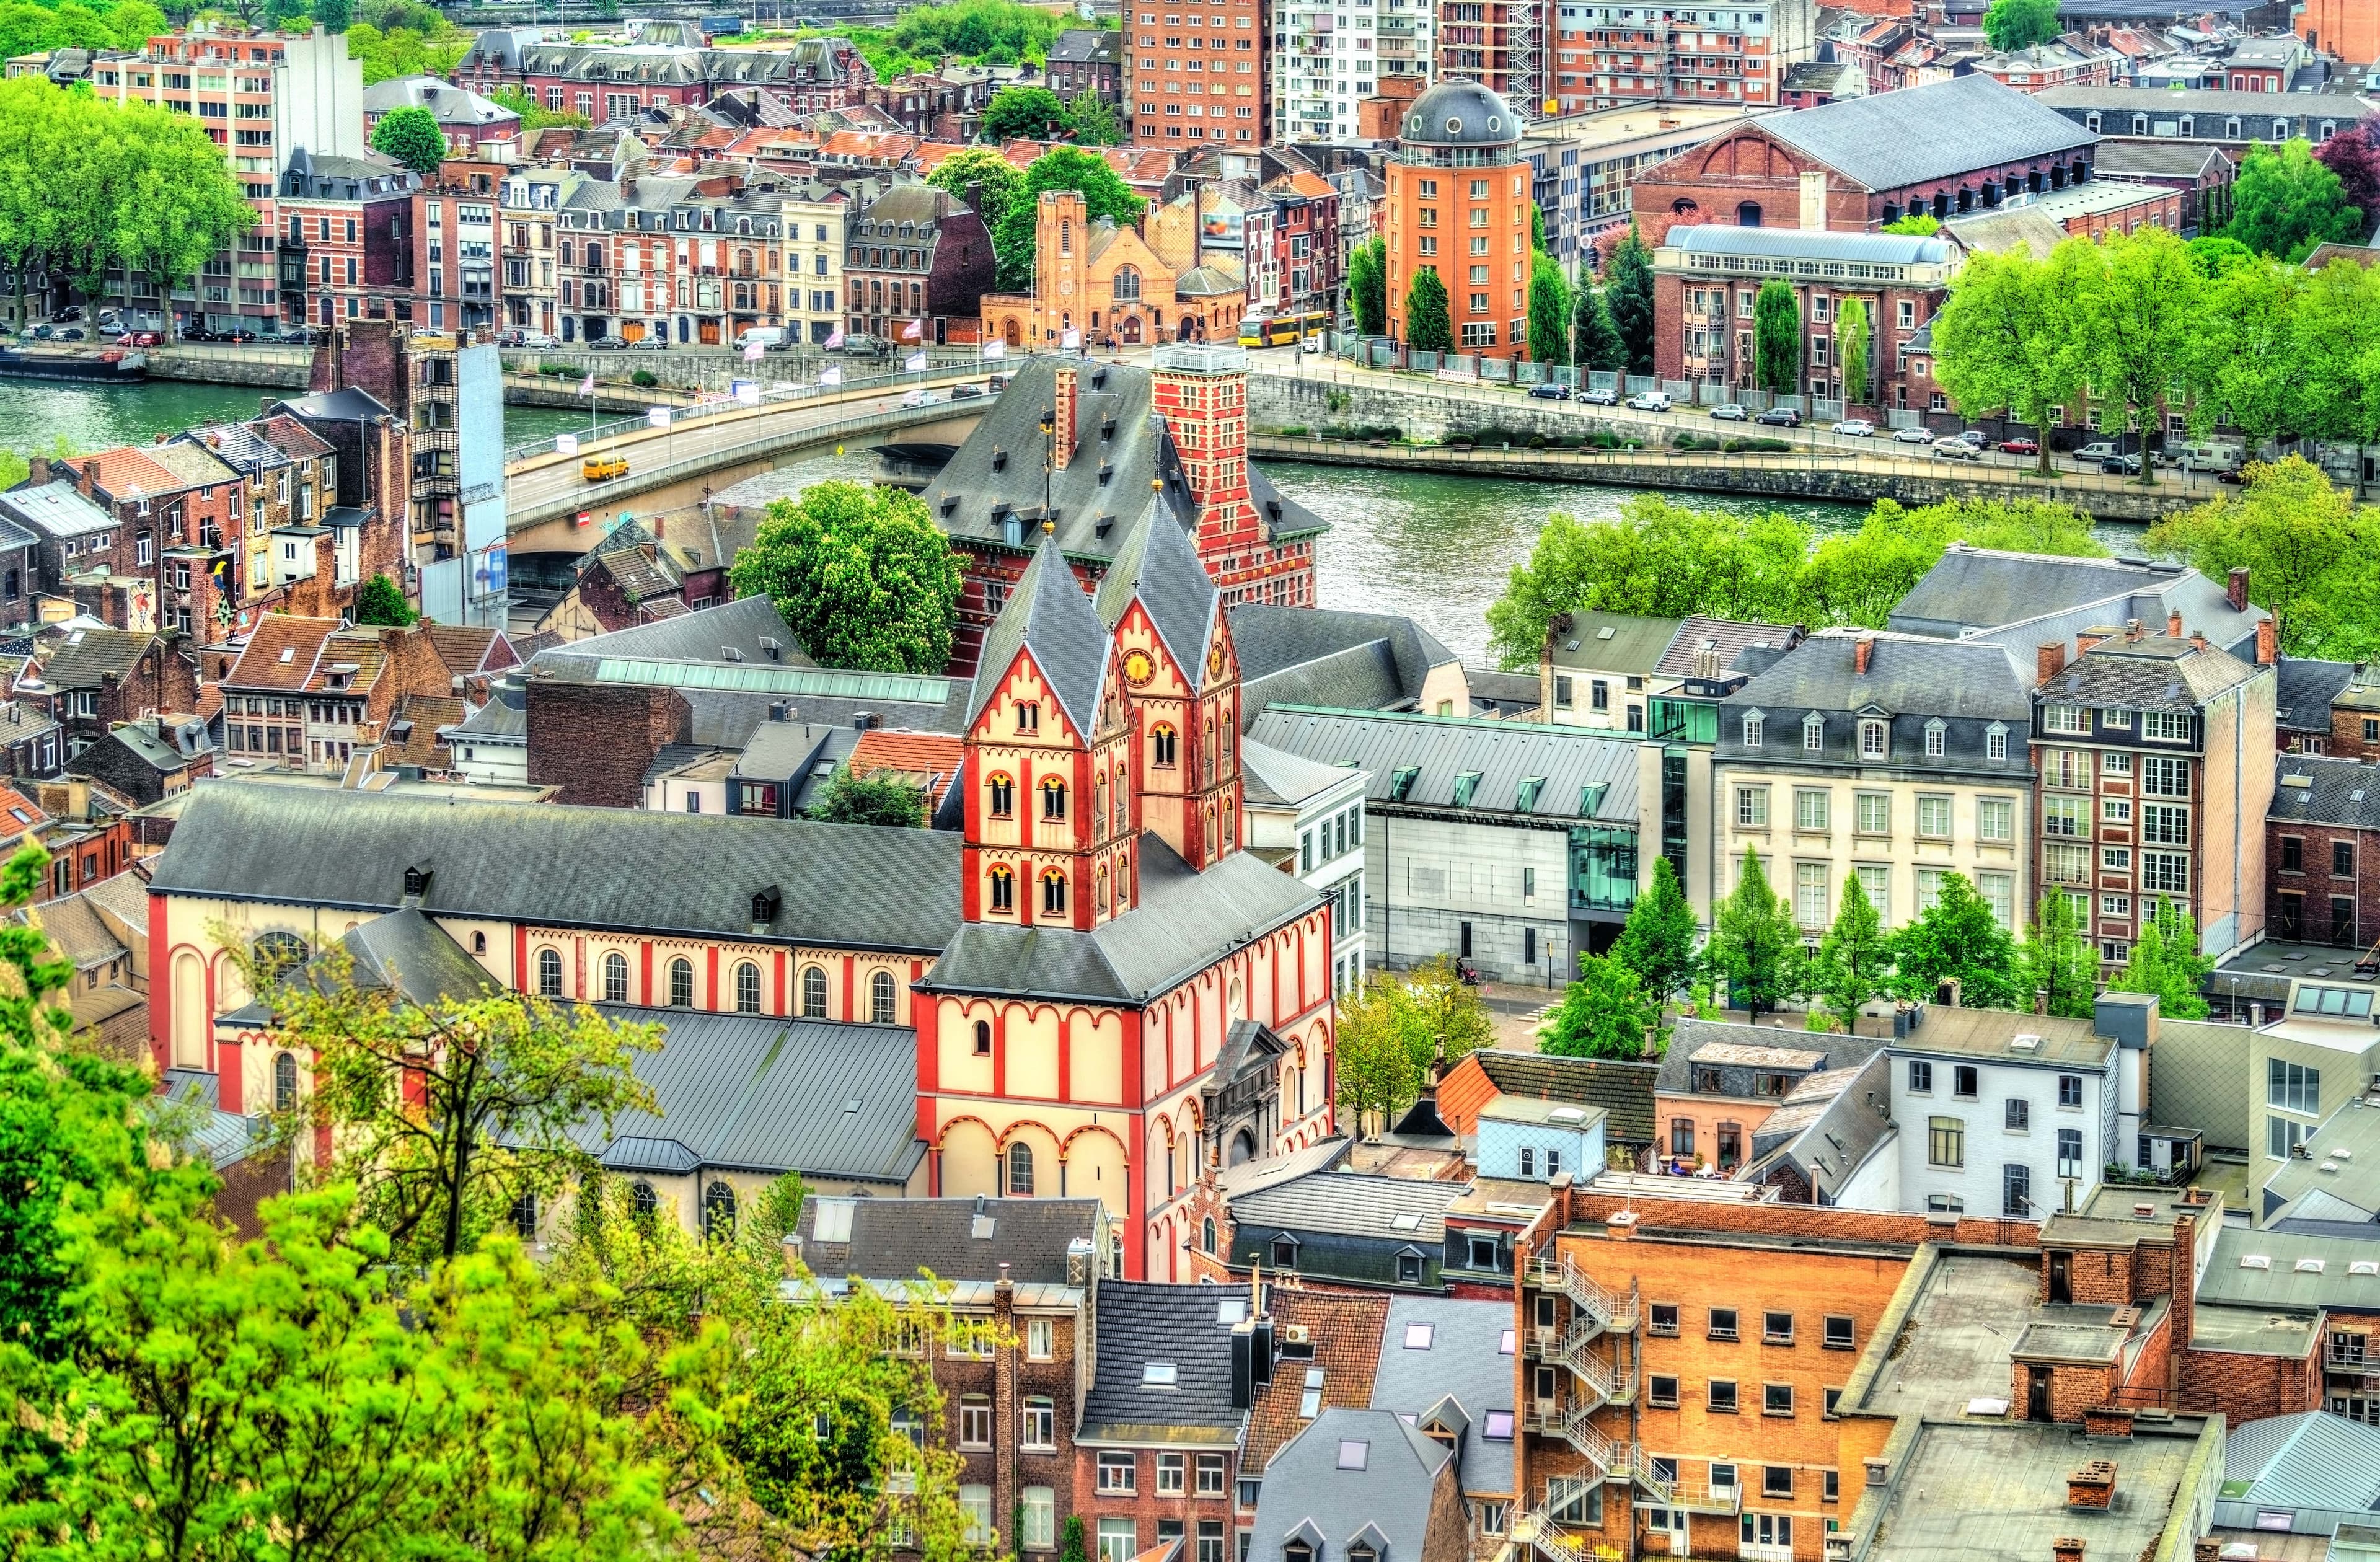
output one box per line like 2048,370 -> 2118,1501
850,729 -> 965,809
222,614 -> 340,692
71,446 -> 186,500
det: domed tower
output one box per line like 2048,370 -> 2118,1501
1383,81 -> 1533,360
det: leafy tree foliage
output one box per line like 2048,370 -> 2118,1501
1527,251 -> 1571,365
2021,892 -> 2098,1020
991,147 -> 1144,294
1931,241 -> 2094,474
1572,286 -> 1627,372
926,145 -> 1025,250
2189,254 -> 2299,450
1880,212 -> 1940,236
1981,0 -> 2060,50
1403,266 -> 1452,353
2288,253 -> 2380,490
2108,901 -> 2213,1018
353,572 -> 417,626
1753,279 -> 1800,394
341,17 -> 470,84
2316,120 -> 2380,226
2228,138 -> 2365,262
981,84 -> 1070,141
1539,954 -> 1657,1059
1603,220 -> 1656,374
1707,850 -> 1802,1020
2076,225 -> 2201,485
490,84 -> 592,130
1347,234 -> 1387,335
369,104 -> 447,174
809,769 -> 928,828
1611,857 -> 1698,1003
1890,872 -> 2023,1009
1814,873 -> 1891,1028
1331,956 -> 1492,1134
2145,455 -> 2380,659
1066,92 -> 1122,146
729,480 -> 964,673
1836,294 -> 1871,407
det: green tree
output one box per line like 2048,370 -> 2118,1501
1572,285 -> 1626,372
1403,953 -> 1497,1063
2186,234 -> 2257,277
729,480 -> 966,673
2076,225 -> 2201,484
2021,892 -> 2097,1020
2228,138 -> 2365,262
1611,856 -> 1698,1003
1890,871 -> 2024,1009
1706,850 -> 1801,1020
1347,234 -> 1387,335
1981,0 -> 2060,49
369,102 -> 447,175
1836,294 -> 1871,407
1060,1516 -> 1090,1562
2108,901 -> 2213,1019
809,769 -> 928,828
311,0 -> 351,30
2289,254 -> 2380,495
992,146 -> 1144,294
1931,240 -> 2094,474
1604,220 -> 1656,375
1527,251 -> 1571,364
926,144 -> 1025,262
981,84 -> 1070,141
490,84 -> 592,130
2143,454 -> 2380,658
1813,873 -> 1891,1029
1539,954 -> 1657,1059
107,0 -> 170,46
353,571 -> 416,625
2190,254 -> 2299,451
1403,265 -> 1452,353
1880,212 -> 1940,236
1066,93 -> 1122,146
1752,279 -> 1799,395
1331,979 -> 1424,1136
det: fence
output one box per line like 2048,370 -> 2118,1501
500,342 -> 992,397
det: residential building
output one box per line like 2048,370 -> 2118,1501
275,149 -> 423,330
1228,604 -> 1471,722
1551,0 -> 1817,115
1049,29 -> 1126,107
782,179 -> 854,345
1366,1295 -> 1519,1550
21,625 -> 194,757
1383,81 -> 1535,357
2219,33 -> 2316,92
1271,0 -> 1430,144
1125,0 -> 1268,145
1246,1408 -> 1469,1562
0,512 -> 35,629
1147,179 -> 1282,317
0,779 -> 133,905
2299,0 -> 2379,66
439,678 -> 526,785
2249,1001 -> 2380,1172
1073,1281 -> 1258,1562
844,183 -> 995,346
2032,617 -> 2276,967
2032,86 -> 2374,153
1968,38 -> 2125,90
359,76 -> 521,155
2268,754 -> 2380,946
1227,1168 -> 1465,1289
2213,1412 -> 2380,1529
1245,705 -> 1642,976
1538,609 -> 1675,735
73,717 -> 209,806
1887,547 -> 2266,662
1435,1049 -> 1661,1163
1652,1019 -> 1884,1175
1240,738 -> 1370,991
455,35 -> 876,118
2189,1224 -> 2380,1428
1630,73 -> 2104,245
2088,138 -> 2236,234
1233,1288 -> 1391,1558
1517,102 -> 1752,264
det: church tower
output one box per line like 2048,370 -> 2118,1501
1149,342 -> 1316,607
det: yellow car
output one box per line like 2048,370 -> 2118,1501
582,452 -> 630,482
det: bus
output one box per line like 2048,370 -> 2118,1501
1236,310 -> 1333,348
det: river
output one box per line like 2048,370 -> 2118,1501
0,377 -> 592,462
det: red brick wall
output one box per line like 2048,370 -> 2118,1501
524,681 -> 690,806
2180,1339 -> 2320,1424
2269,817 -> 2380,946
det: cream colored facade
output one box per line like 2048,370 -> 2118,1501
782,189 -> 847,346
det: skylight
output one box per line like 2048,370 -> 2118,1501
1336,1441 -> 1368,1470
1217,1295 -> 1248,1325
1143,1362 -> 1178,1386
1403,1322 -> 1434,1349
2239,1254 -> 2271,1270
1483,1411 -> 1514,1440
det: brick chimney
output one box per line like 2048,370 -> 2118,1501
1052,363 -> 1077,472
2037,642 -> 2066,683
2053,1540 -> 2086,1562
2066,1460 -> 2116,1511
1854,636 -> 1875,675
2167,609 -> 2183,638
2257,617 -> 2276,666
2228,565 -> 2250,612
27,454 -> 48,488
2125,617 -> 2143,642
2076,629 -> 2109,655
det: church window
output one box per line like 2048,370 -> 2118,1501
989,865 -> 1016,912
988,772 -> 1015,816
1042,868 -> 1069,915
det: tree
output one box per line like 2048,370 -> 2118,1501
2143,455 -> 2380,658
2021,892 -> 2097,1020
2189,254 -> 2300,452
2288,253 -> 2380,495
1753,279 -> 1799,395
353,572 -> 416,625
369,103 -> 447,175
2316,120 -> 2380,228
1706,850 -> 1801,1020
1403,266 -> 1452,353
809,769 -> 927,828
1572,286 -> 1626,373
1981,0 -> 2060,50
1060,1516 -> 1090,1562
992,146 -> 1144,294
1611,856 -> 1698,1004
1604,219 -> 1656,375
1836,294 -> 1871,408
2077,225 -> 2201,484
1813,873 -> 1891,1028
926,144 -> 1025,260
490,84 -> 591,130
1347,234 -> 1386,335
1526,251 -> 1570,364
2107,901 -> 2213,1019
729,480 -> 965,674
1401,953 -> 1497,1064
1880,212 -> 1940,236
2228,138 -> 2364,262
1066,92 -> 1122,146
2186,234 -> 2257,277
312,0 -> 351,30
1539,954 -> 1657,1059
1331,979 -> 1423,1136
1890,871 -> 2023,1009
1931,240 -> 2094,474
981,84 -> 1070,141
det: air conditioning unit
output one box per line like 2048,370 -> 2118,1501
1282,1324 -> 1310,1345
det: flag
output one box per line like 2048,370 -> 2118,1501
905,351 -> 927,372
819,364 -> 842,386
1061,327 -> 1080,350
982,340 -> 1007,360
900,317 -> 924,342
744,342 -> 765,361
578,372 -> 596,396
826,328 -> 845,349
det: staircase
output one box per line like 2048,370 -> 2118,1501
1525,1255 -> 1639,1336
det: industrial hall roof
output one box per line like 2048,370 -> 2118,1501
1754,73 -> 2099,193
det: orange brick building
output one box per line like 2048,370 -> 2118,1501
1383,82 -> 1535,360
2299,0 -> 2380,66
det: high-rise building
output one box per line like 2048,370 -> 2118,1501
1437,0 -> 1551,121
1270,0 -> 1432,143
1549,0 -> 1813,114
1124,0 -> 1269,146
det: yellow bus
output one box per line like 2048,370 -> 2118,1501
1236,311 -> 1334,347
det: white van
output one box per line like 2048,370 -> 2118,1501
734,326 -> 787,352
2177,442 -> 2243,473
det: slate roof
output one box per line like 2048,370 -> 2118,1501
526,594 -> 815,676
1250,1409 -> 1454,1562
1367,1295 -> 1516,1495
1756,73 -> 2097,192
1726,627 -> 2037,724
1654,615 -> 1805,679
1942,206 -> 2073,260
1664,224 -> 1952,267
1746,1051 -> 1897,1193
2089,139 -> 2234,178
32,889 -> 126,970
1242,1286 -> 1390,1476
920,832 -> 1316,1004
1095,506 -> 1222,693
1545,611 -> 1683,674
1239,738 -> 1363,809
576,1004 -> 923,1184
31,626 -> 153,692
1230,1169 -> 1463,1245
1655,1018 -> 1889,1094
794,1193 -> 1105,1284
1230,605 -> 1458,716
151,785 -> 963,953
2035,84 -> 2377,120
335,909 -> 504,1008
1246,707 -> 1640,823
270,388 -> 397,426
1082,1279 -> 1248,1440
2273,656 -> 2353,734
1048,27 -> 1123,63
2272,753 -> 2380,830
1436,1049 -> 1660,1142
2041,633 -> 2262,715
970,530 -> 1114,732
0,480 -> 115,540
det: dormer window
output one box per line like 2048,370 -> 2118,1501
1924,718 -> 1947,757
1986,723 -> 2008,762
1859,718 -> 1887,759
1803,713 -> 1824,751
1742,710 -> 1763,747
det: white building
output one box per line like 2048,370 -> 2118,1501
1271,0 -> 1430,143
781,182 -> 850,346
438,682 -> 526,786
1241,738 -> 1371,992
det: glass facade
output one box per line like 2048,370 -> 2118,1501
1570,825 -> 1639,912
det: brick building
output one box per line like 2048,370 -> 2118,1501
1074,1281 -> 1253,1562
2268,753 -> 2380,945
981,190 -> 1236,353
2032,86 -> 2376,156
28,443 -> 243,637
276,150 -> 423,331
456,35 -> 875,118
1049,29 -> 1126,108
1126,0 -> 1269,145
22,626 -> 196,757
844,183 -> 996,346
1551,0 -> 1816,116
1383,82 -> 1535,358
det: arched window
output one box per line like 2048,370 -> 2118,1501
603,951 -> 629,1003
1041,868 -> 1068,916
561,239 -> 575,266
1112,766 -> 1128,833
1736,201 -> 1762,227
537,946 -> 564,997
1205,806 -> 1218,860
1113,265 -> 1142,301
1202,1216 -> 1217,1253
735,961 -> 762,1013
987,772 -> 1015,817
471,930 -> 488,955
1151,723 -> 1178,767
973,1018 -> 993,1056
1040,776 -> 1067,820
988,865 -> 1016,912
870,969 -> 896,1024
1227,977 -> 1244,1022
702,1180 -> 737,1242
273,1050 -> 298,1113
1095,775 -> 1108,834
801,964 -> 829,1017
511,1190 -> 538,1240
1096,863 -> 1110,914
1202,718 -> 1215,783
585,244 -> 603,268
668,956 -> 695,1008
1008,1141 -> 1035,1196
1015,701 -> 1039,735
631,1180 -> 658,1222
252,930 -> 308,989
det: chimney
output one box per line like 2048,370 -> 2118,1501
2228,565 -> 2249,611
2167,609 -> 2182,638
1052,363 -> 1077,471
2124,617 -> 2143,642
2256,617 -> 2276,666
2190,629 -> 2207,653
2034,987 -> 2050,1016
2053,1540 -> 2086,1562
2037,642 -> 2066,683
2076,629 -> 2108,655
27,455 -> 47,488
1854,636 -> 1874,674
1605,1208 -> 1637,1241
2066,1460 -> 2116,1511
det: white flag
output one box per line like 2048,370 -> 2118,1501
982,340 -> 1007,360
744,342 -> 764,361
826,328 -> 845,348
1061,328 -> 1080,350
819,364 -> 842,386
905,351 -> 927,371
647,407 -> 672,428
578,372 -> 596,395
900,317 -> 924,342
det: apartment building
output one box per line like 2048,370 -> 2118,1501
842,183 -> 995,346
1240,739 -> 1370,992
1382,82 -> 1534,356
1127,0 -> 1270,145
783,179 -> 857,345
1271,0 -> 1430,143
2269,754 -> 2380,946
1518,102 -> 1751,263
276,150 -> 422,330
500,166 -> 575,338
1550,0 -> 1813,114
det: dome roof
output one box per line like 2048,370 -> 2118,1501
1401,81 -> 1519,146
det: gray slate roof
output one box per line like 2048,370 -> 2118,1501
2217,1412 -> 2380,1523
577,1004 -> 923,1184
1082,1279 -> 1248,1439
1545,611 -> 1682,675
1249,1409 -> 1454,1562
1240,737 -> 1364,808
527,594 -> 816,676
0,480 -> 115,540
1724,627 -> 2035,723
2272,753 -> 2380,829
795,1194 -> 1104,1284
2275,656 -> 2354,733
1461,1051 -> 1660,1143
920,832 -> 1316,1004
971,530 -> 1114,732
1231,1169 -> 1462,1245
1654,615 -> 1805,679
33,626 -> 154,691
1891,546 -> 2267,660
1655,1018 -> 1890,1094
1758,73 -> 2097,192
1246,707 -> 1639,822
1095,506 -> 1221,693
339,909 -> 504,1008
2042,635 -> 2261,715
1367,1295 -> 1516,1494
151,784 -> 962,953
1230,605 -> 1458,719
1746,1051 -> 1897,1196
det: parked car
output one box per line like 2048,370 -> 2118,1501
590,337 -> 628,351
55,328 -> 84,341
1756,407 -> 1801,427
1300,335 -> 1322,354
1891,425 -> 1936,443
1831,418 -> 1875,437
632,337 -> 669,352
2218,465 -> 2247,485
1580,386 -> 1618,406
1709,403 -> 1749,421
582,453 -> 630,482
900,388 -> 940,408
834,333 -> 889,356
1931,437 -> 1983,461
1998,438 -> 2040,455
25,324 -> 53,340
123,330 -> 162,348
1955,428 -> 1988,446
2178,441 -> 2244,473
1528,382 -> 1571,399
949,382 -> 986,399
2073,441 -> 2122,464
520,332 -> 562,350
51,305 -> 81,322
2101,452 -> 2143,475
1624,390 -> 1672,412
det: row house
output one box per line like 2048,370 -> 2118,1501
844,184 -> 995,346
500,165 -> 580,337
276,149 -> 423,332
415,167 -> 506,336
170,420 -> 334,613
1126,0 -> 1269,144
558,174 -> 694,345
457,34 -> 875,118
784,178 -> 871,346
2032,86 -> 2376,153
1967,37 -> 2127,91
1149,180 -> 1281,317
681,176 -> 796,347
23,443 -> 242,637
1553,0 -> 1816,113
359,76 -> 522,156
1049,29 -> 1126,109
2267,754 -> 2380,951
21,625 -> 196,757
865,71 -> 999,140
